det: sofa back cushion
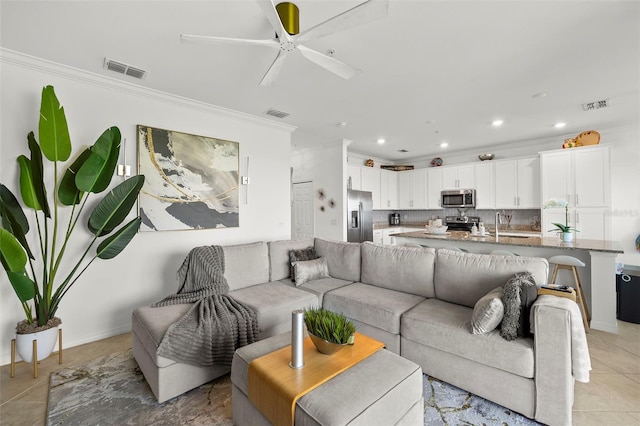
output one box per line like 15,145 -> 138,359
434,249 -> 549,308
223,242 -> 270,290
314,238 -> 361,282
361,242 -> 436,298
268,238 -> 316,281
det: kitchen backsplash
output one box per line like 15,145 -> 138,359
374,209 -> 542,230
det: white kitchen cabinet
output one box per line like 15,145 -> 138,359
540,145 -> 611,208
426,167 -> 443,209
398,169 -> 426,209
494,157 -> 539,209
380,170 -> 398,210
474,162 -> 495,209
347,165 -> 362,190
541,207 -> 609,241
373,229 -> 383,244
540,145 -> 611,241
442,165 -> 475,190
361,166 -> 381,209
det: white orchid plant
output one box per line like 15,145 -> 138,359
543,199 -> 579,234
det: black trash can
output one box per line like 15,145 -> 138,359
616,266 -> 640,324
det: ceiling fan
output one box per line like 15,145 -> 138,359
180,0 -> 389,86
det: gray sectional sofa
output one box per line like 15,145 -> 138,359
132,237 -> 583,425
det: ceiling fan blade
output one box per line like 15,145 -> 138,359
255,0 -> 289,41
180,34 -> 278,48
296,0 -> 389,43
260,51 -> 289,86
297,45 -> 361,80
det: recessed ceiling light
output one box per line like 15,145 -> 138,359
554,122 -> 567,128
377,138 -> 385,145
492,119 -> 504,127
440,142 -> 448,148
532,92 -> 548,98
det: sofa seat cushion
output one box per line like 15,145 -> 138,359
401,298 -> 534,378
323,283 -> 425,334
361,242 -> 436,298
230,282 -> 319,339
132,304 -> 192,368
277,276 -> 353,305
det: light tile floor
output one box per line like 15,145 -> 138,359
0,322 -> 638,425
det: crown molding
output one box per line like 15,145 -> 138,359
0,48 -> 296,134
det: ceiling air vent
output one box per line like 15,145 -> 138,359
264,108 -> 290,119
582,99 -> 610,111
104,58 -> 147,80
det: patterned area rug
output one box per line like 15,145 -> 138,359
47,350 -> 540,426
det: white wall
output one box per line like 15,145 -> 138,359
0,50 -> 294,364
291,140 -> 348,241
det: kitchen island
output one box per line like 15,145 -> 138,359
392,230 -> 624,333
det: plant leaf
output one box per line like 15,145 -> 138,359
75,127 -> 121,194
0,185 -> 34,260
6,270 -> 36,302
0,228 -> 28,272
58,148 -> 92,205
27,132 -> 51,217
96,217 -> 141,259
88,175 -> 144,236
17,155 -> 41,211
38,85 -> 71,162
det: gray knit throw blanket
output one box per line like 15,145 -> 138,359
152,245 -> 258,367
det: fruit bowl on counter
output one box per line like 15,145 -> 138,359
426,225 -> 448,235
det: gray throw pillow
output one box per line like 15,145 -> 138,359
500,272 -> 538,341
289,247 -> 318,281
471,287 -> 504,334
293,257 -> 330,286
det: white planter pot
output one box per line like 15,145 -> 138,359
562,232 -> 573,243
15,326 -> 59,363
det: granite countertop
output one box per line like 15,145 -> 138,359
391,230 -> 624,254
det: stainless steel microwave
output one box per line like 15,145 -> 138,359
441,189 -> 476,208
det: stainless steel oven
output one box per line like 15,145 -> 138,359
441,189 -> 476,208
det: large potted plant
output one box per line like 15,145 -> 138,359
0,85 -> 144,363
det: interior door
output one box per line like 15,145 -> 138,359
292,181 -> 314,240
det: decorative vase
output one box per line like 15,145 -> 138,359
15,326 -> 59,363
308,332 -> 348,355
562,232 -> 573,243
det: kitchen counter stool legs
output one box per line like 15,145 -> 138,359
549,255 -> 590,333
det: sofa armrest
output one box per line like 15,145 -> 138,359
531,299 -> 574,426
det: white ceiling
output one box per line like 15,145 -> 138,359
1,1 -> 638,161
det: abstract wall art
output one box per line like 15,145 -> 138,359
137,125 -> 239,231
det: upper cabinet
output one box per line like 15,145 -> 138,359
441,164 -> 475,190
347,165 -> 362,191
474,162 -> 495,209
494,157 -> 540,209
398,169 -> 427,209
540,145 -> 611,208
360,166 -> 381,209
426,167 -> 444,209
380,169 -> 399,210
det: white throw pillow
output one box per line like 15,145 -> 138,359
471,287 -> 504,334
293,257 -> 330,286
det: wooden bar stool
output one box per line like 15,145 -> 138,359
548,255 -> 590,332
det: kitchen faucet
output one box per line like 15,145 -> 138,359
495,211 -> 502,239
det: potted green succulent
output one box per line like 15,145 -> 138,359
303,307 -> 356,354
0,85 -> 144,362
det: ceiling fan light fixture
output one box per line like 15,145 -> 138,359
276,2 -> 300,35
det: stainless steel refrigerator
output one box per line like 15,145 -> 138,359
347,190 -> 373,243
